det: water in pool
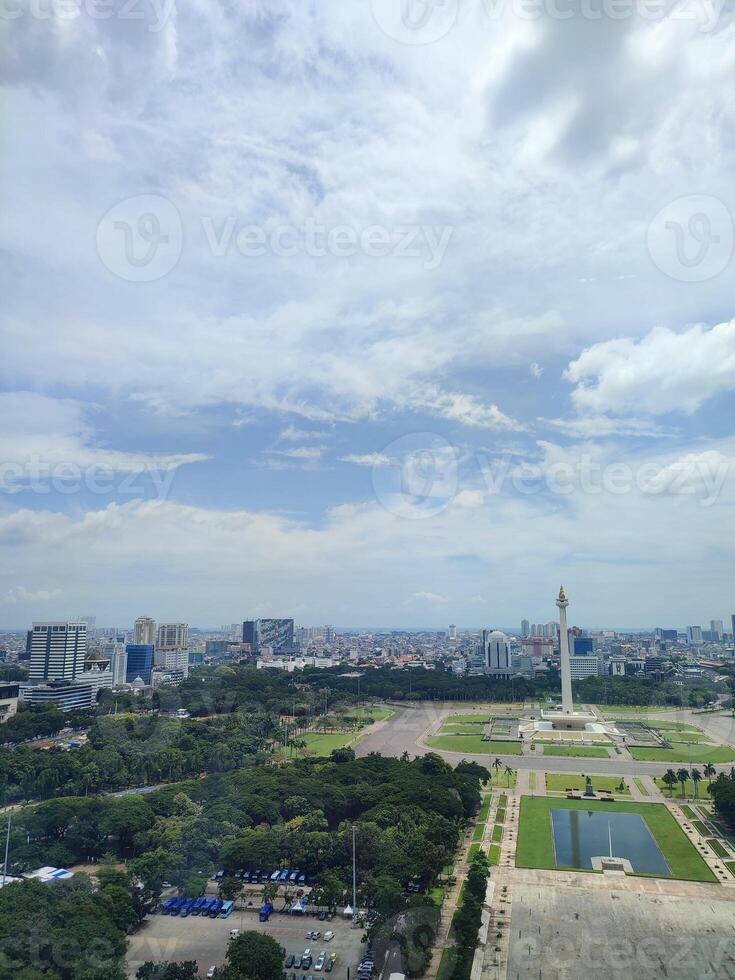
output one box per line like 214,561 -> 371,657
550,808 -> 671,875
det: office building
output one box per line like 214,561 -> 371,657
0,683 -> 19,723
687,626 -> 703,645
133,616 -> 156,646
110,644 -> 128,686
29,622 -> 87,682
521,619 -> 530,638
157,623 -> 188,650
711,620 -> 724,641
19,667 -> 111,712
125,644 -> 154,684
480,629 -> 513,679
242,620 -> 257,646
258,618 -> 295,652
155,647 -> 189,677
573,636 -> 594,656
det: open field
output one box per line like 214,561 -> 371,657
650,721 -> 703,732
631,745 -> 735,763
426,734 -> 522,755
515,796 -> 717,881
544,773 -> 630,795
300,732 -> 358,755
343,707 -> 394,723
541,744 -> 611,758
441,722 -> 485,732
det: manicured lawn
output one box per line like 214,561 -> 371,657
650,721 -> 702,732
528,772 -> 537,791
634,778 -> 649,796
477,801 -> 491,822
708,838 -> 730,858
666,734 -> 714,744
441,723 -> 485,732
343,707 -> 394,723
544,773 -> 629,795
542,745 -> 611,758
472,823 -> 486,841
692,819 -> 711,836
654,777 -> 714,800
598,705 -> 671,714
496,808 -> 506,823
515,796 -> 717,882
446,714 -> 491,724
491,825 -> 503,842
726,861 -> 735,878
631,745 -> 735,763
300,732 -> 357,755
499,795 -> 508,806
681,805 -> 697,819
467,843 -> 485,861
487,843 -> 501,865
429,885 -> 446,908
426,735 -> 522,755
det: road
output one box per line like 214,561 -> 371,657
356,702 -> 735,778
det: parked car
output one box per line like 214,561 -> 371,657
298,873 -> 307,884
286,955 -> 295,968
325,960 -> 334,973
230,928 -> 240,939
315,952 -> 326,970
206,969 -> 216,979
323,931 -> 334,942
279,869 -> 290,881
289,871 -> 299,883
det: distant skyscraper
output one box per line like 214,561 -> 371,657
157,623 -> 188,649
573,637 -> 594,656
325,625 -> 336,643
521,619 -> 530,639
732,614 -> 735,640
687,626 -> 703,645
125,644 -> 154,684
480,629 -> 513,679
242,620 -> 257,646
110,644 -> 128,686
257,619 -> 294,652
29,622 -> 88,682
133,616 -> 156,646
711,620 -> 724,641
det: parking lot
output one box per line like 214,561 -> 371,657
126,904 -> 367,978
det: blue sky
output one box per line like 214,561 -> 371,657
1,0 -> 735,629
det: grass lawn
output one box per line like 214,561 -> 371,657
491,825 -> 503,842
631,745 -> 735,763
598,705 -> 671,714
496,808 -> 506,823
467,843 -> 485,861
515,796 -> 717,882
726,861 -> 735,878
666,734 -> 714,744
343,707 -> 395,723
708,839 -> 730,858
692,819 -> 711,836
544,773 -> 630,795
681,805 -> 697,819
634,778 -> 649,796
478,801 -> 491,822
528,772 -> 537,791
487,843 -> 501,865
499,794 -> 508,806
426,735 -> 522,755
446,714 -> 491,724
650,721 -> 702,732
654,777 -> 714,800
300,732 -> 357,755
441,723 -> 485,732
542,744 -> 611,758
472,823 -> 486,841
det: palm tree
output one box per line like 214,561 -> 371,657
691,768 -> 702,799
504,766 -> 514,787
704,763 -> 716,793
677,768 -> 690,797
662,769 -> 678,797
493,758 -> 502,777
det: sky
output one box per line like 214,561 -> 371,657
1,0 -> 735,629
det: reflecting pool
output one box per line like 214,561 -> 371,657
550,808 -> 671,875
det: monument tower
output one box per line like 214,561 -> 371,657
557,585 -> 573,714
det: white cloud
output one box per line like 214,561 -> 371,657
530,363 -> 544,379
339,453 -> 392,467
453,490 -> 485,508
566,320 -> 735,416
4,586 -> 62,604
539,415 -> 675,439
0,392 -> 207,488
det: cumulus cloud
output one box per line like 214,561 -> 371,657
566,320 -> 735,416
340,453 -> 392,467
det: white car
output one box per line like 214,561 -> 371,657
324,931 -> 334,942
230,928 -> 240,939
315,953 -> 326,970
206,968 -> 216,979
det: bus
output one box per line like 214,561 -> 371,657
208,900 -> 223,918
191,897 -> 207,916
180,898 -> 196,917
161,897 -> 178,915
170,898 -> 187,916
200,898 -> 215,916
220,900 -> 234,919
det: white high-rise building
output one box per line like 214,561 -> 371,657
520,619 -> 530,638
447,624 -> 457,640
157,623 -> 188,649
480,629 -> 513,679
29,622 -> 87,682
134,616 -> 156,646
711,620 -> 724,641
110,643 -> 128,686
155,647 -> 189,677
